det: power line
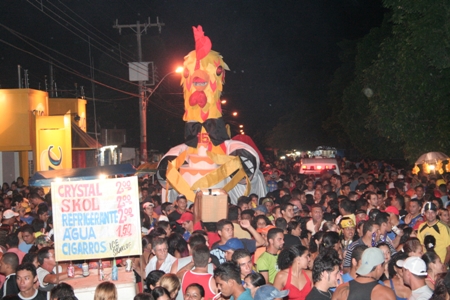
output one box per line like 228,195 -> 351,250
0,38 -> 139,97
26,0 -> 150,79
51,0 -> 137,61
0,23 -> 141,90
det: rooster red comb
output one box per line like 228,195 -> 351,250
193,25 -> 212,60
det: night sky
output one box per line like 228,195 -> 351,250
0,0 -> 384,152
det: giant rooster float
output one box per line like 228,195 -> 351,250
157,26 -> 265,203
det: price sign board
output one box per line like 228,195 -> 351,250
51,176 -> 142,261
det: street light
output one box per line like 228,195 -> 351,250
232,111 -> 238,116
139,67 -> 182,162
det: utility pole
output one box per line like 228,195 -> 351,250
113,17 -> 164,163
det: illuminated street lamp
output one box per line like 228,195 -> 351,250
221,99 -> 227,104
239,125 -> 243,128
139,67 -> 182,162
232,111 -> 238,117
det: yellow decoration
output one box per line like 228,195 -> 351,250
412,164 -> 420,175
423,162 -> 430,174
165,150 -> 250,202
181,29 -> 229,124
436,160 -> 444,174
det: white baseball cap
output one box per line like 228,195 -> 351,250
397,257 -> 427,276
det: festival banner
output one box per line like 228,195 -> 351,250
51,176 -> 142,261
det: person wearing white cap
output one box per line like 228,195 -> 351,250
332,247 -> 395,300
2,209 -> 19,234
398,256 -> 433,300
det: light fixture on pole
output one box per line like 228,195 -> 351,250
140,67 -> 182,162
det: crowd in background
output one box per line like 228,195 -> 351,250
1,157 -> 450,300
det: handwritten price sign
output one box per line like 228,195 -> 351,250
52,176 -> 142,261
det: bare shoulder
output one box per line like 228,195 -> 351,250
277,268 -> 289,279
304,269 -> 313,281
373,284 -> 395,300
331,282 -> 349,300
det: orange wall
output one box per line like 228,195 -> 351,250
49,98 -> 87,132
0,89 -> 48,151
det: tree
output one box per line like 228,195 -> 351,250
330,1 -> 450,162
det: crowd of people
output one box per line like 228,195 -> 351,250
0,157 -> 450,300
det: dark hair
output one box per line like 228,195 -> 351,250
309,231 -> 325,253
16,262 -> 37,277
305,194 -> 315,206
185,283 -> 205,298
280,202 -> 293,213
388,252 -> 408,278
395,195 -> 405,209
37,247 -> 53,265
422,251 -> 440,269
362,219 -> 376,236
267,228 -> 284,242
403,238 -> 422,255
351,245 -> 368,262
22,252 -> 38,265
192,244 -> 210,267
252,215 -> 271,229
151,287 -> 170,300
339,198 -> 355,214
146,270 -> 165,292
6,233 -> 19,247
1,252 -> 19,270
321,232 -> 340,250
213,261 -> 241,283
243,272 -> 266,287
312,248 -> 341,283
31,219 -> 45,232
241,209 -> 255,219
277,244 -> 308,270
228,205 -> 240,221
274,218 -> 287,231
150,228 -> 167,239
50,282 -> 75,299
231,249 -> 251,262
375,212 -> 390,227
217,219 -> 233,231
150,195 -> 162,206
37,205 -> 49,216
188,233 -> 207,248
20,224 -> 34,235
368,209 -> 381,221
161,203 -> 173,215
398,225 -> 413,245
134,293 -> 154,300
424,235 -> 437,252
410,198 -> 423,208
167,233 -> 189,258
287,221 -> 300,234
156,221 -> 170,231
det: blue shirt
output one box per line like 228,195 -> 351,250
231,288 -> 253,300
182,230 -> 191,241
19,241 -> 33,253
